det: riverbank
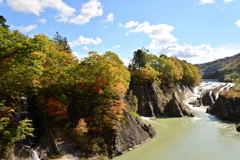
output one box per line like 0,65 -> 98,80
115,81 -> 240,160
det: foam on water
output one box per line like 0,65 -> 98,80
31,149 -> 40,160
141,116 -> 154,121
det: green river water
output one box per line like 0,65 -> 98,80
115,82 -> 240,160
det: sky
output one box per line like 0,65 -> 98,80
1,0 -> 240,64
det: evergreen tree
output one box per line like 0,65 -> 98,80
0,15 -> 9,29
53,32 -> 72,53
131,48 -> 148,70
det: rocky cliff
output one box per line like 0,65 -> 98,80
115,111 -> 156,154
129,81 -> 194,117
5,98 -> 156,160
207,94 -> 240,122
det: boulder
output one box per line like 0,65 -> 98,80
207,95 -> 240,121
189,98 -> 201,107
236,123 -> 240,132
163,93 -> 194,117
201,90 -> 215,106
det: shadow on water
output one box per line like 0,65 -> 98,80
206,113 -> 237,125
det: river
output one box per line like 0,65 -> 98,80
115,81 -> 240,160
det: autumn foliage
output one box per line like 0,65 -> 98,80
130,49 -> 201,86
0,17 -> 134,157
74,118 -> 89,136
72,52 -> 130,134
46,99 -> 68,116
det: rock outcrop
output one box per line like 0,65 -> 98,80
200,90 -> 215,106
115,111 -> 156,153
6,99 -> 156,160
130,81 -> 194,117
207,95 -> 240,121
194,84 -> 231,107
163,93 -> 194,117
236,123 -> 240,132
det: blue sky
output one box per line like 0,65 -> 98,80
1,0 -> 240,64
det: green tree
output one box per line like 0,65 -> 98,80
0,15 -> 9,29
131,49 -> 148,70
53,32 -> 72,53
130,49 -> 200,86
0,105 -> 34,157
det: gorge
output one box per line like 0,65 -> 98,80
115,80 -> 240,160
1,15 -> 240,160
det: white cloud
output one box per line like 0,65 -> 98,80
7,0 -> 76,22
122,20 -> 240,64
69,0 -> 103,25
7,0 -> 103,24
7,0 -> 42,15
112,45 -> 120,49
235,19 -> 240,27
13,24 -> 37,33
42,0 -> 76,22
224,0 -> 234,2
199,0 -> 215,4
120,21 -> 139,28
105,13 -> 114,23
158,43 -> 212,58
123,21 -> 177,49
38,18 -> 47,23
70,35 -> 102,47
82,46 -> 89,50
72,51 -> 89,60
0,0 -> 3,4
157,43 -> 240,64
121,57 -> 131,66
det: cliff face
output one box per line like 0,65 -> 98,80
130,81 -> 194,117
6,98 -> 156,160
5,83 -> 195,159
115,111 -> 156,153
207,95 -> 240,121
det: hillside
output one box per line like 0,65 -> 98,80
195,53 -> 240,82
0,18 -> 200,160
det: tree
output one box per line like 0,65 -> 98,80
103,51 -> 124,65
179,61 -> 201,86
1,17 -> 136,157
130,49 -> 200,86
53,32 -> 72,53
0,15 -> 9,29
131,49 -> 148,70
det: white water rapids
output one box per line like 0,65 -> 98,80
31,149 -> 40,160
115,80 -> 240,160
184,80 -> 235,119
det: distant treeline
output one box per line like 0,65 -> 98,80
196,53 -> 240,83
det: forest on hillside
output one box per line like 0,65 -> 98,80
196,53 -> 240,83
0,16 -> 201,159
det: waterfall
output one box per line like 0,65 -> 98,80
225,83 -> 235,91
184,80 -> 234,114
148,102 -> 155,116
209,90 -> 215,104
214,83 -> 235,100
215,87 -> 224,100
31,149 -> 40,160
